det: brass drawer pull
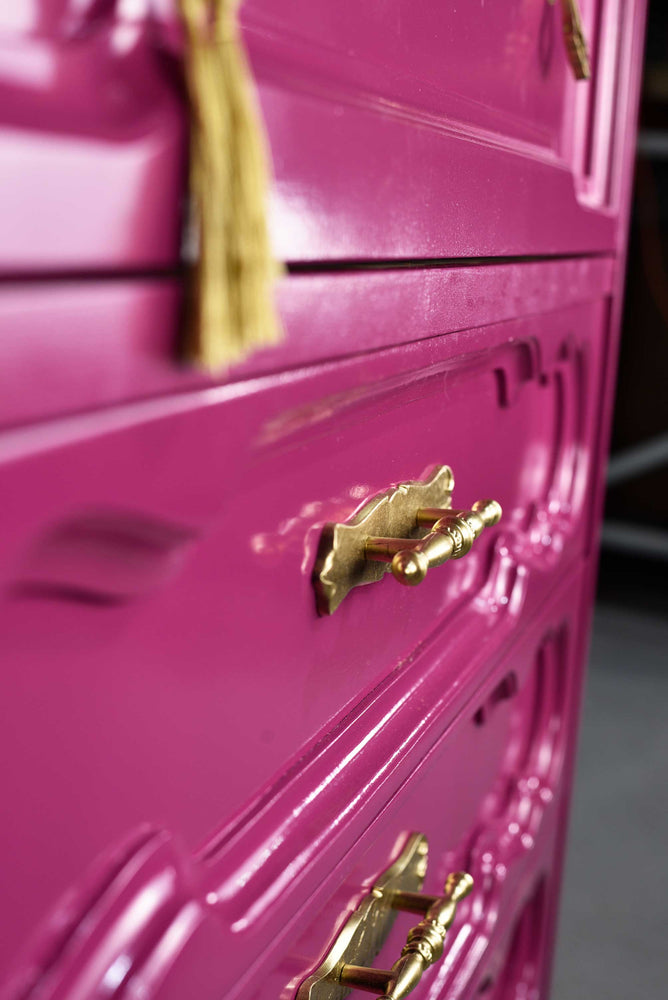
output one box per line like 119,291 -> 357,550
550,0 -> 591,79
313,466 -> 502,614
297,834 -> 473,1000
340,873 -> 473,1000
366,499 -> 502,586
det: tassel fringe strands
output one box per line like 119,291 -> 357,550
179,0 -> 282,371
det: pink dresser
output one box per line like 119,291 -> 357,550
0,3 -> 647,999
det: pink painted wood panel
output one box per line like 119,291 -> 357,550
0,3 -> 649,999
0,301 -> 606,985
0,562 -> 589,999
0,1 -> 645,271
0,255 -> 614,431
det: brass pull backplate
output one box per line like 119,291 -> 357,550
297,834 -> 428,1000
297,834 -> 473,1000
313,466 -> 501,614
550,0 -> 591,79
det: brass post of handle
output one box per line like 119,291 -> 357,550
365,499 -> 502,586
338,872 -> 474,1000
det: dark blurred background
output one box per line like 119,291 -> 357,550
553,2 -> 668,995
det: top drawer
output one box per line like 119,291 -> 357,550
0,0 -> 645,272
247,0 -> 638,261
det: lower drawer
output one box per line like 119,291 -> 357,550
232,562 -> 589,1000
2,561 -> 591,999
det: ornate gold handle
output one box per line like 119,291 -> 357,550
313,467 -> 503,614
298,835 -> 472,1000
365,499 -> 502,587
550,0 -> 591,80
339,873 -> 474,1000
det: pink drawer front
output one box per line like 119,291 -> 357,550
259,568 -> 588,1000
0,0 -> 646,272
245,0 -> 638,262
0,255 -> 614,431
0,295 -> 605,982
0,562 -> 589,1000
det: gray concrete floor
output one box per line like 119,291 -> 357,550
552,562 -> 668,999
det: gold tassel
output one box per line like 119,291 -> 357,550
179,0 -> 282,370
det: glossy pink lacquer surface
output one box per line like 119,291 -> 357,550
0,0 -> 648,998
0,255 -> 614,430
